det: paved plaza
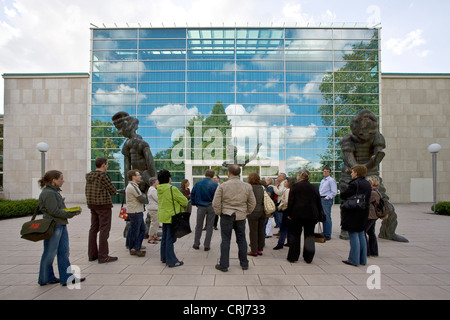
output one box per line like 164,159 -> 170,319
1,202 -> 450,300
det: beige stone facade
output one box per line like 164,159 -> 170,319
381,74 -> 450,203
2,73 -> 89,203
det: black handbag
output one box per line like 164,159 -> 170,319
20,207 -> 56,242
170,187 -> 191,238
341,181 -> 366,210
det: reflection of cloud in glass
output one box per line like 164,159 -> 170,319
286,156 -> 322,171
148,104 -> 199,133
93,84 -> 146,105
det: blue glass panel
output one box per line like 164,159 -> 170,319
285,125 -> 330,139
136,126 -> 185,137
141,93 -> 185,104
139,50 -> 186,60
92,105 -> 136,116
140,71 -> 185,82
236,29 -> 284,39
285,93 -> 329,104
141,61 -> 185,71
285,82 -> 329,94
333,29 -> 378,40
139,82 -> 185,93
288,105 -> 332,115
93,50 -> 138,61
188,71 -> 234,82
187,93 -> 234,104
93,61 -> 140,72
236,93 -> 283,104
188,29 -> 236,39
188,60 -> 238,71
286,115 -> 328,126
286,72 -> 331,82
138,115 -> 186,126
285,50 -> 333,61
285,29 -> 332,39
187,50 -> 235,60
236,60 -> 284,71
187,82 -> 234,92
285,138 -> 330,149
92,94 -> 139,105
139,39 -> 186,49
286,61 -> 333,72
236,50 -> 283,60
92,83 -> 137,93
93,29 -> 137,39
236,71 -> 283,82
139,29 -> 186,38
188,39 -> 235,49
92,72 -> 137,83
93,40 -> 137,50
237,82 -> 284,93
334,39 -> 378,51
285,40 -> 332,50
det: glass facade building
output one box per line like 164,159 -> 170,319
90,27 -> 380,197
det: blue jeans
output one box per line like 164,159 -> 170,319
276,211 -> 290,247
347,231 -> 367,266
126,212 -> 146,251
160,223 -> 179,266
38,225 -> 72,285
219,213 -> 248,269
321,198 -> 333,238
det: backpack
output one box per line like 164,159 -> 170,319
374,190 -> 388,220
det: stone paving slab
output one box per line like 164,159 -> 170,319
1,203 -> 450,301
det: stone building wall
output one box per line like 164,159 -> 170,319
381,74 -> 450,203
2,73 -> 89,203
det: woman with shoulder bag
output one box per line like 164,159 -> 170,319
38,170 -> 84,286
340,165 -> 372,266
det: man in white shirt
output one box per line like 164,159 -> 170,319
319,167 -> 338,240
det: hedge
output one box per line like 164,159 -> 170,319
431,202 -> 450,215
0,199 -> 39,220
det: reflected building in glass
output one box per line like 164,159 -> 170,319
90,27 -> 380,192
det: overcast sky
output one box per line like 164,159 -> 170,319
1,0 -> 449,113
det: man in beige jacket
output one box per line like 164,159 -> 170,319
212,164 -> 256,272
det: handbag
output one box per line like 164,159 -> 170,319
341,181 -> 366,210
118,196 -> 128,220
20,207 -> 56,242
262,186 -> 276,217
170,186 -> 192,238
314,222 -> 326,243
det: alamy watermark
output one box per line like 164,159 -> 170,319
366,265 -> 381,290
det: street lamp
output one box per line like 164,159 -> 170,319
36,142 -> 49,177
427,143 -> 442,214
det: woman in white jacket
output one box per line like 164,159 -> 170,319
147,178 -> 160,244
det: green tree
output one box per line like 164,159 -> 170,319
318,34 -> 380,172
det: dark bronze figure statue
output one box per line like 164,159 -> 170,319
339,109 -> 408,242
112,111 -> 157,193
221,143 -> 262,171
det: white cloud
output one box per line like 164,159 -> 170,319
149,104 -> 199,132
385,29 -> 426,55
286,156 -> 322,171
93,84 -> 146,105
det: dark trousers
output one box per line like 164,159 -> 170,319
277,210 -> 291,247
219,213 -> 248,269
365,219 -> 379,256
88,207 -> 112,260
287,219 -> 316,263
248,212 -> 266,252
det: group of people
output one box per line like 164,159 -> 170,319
36,157 -> 383,286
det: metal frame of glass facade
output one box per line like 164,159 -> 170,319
90,27 -> 380,197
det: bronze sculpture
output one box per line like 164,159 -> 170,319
339,109 -> 408,242
112,111 -> 157,193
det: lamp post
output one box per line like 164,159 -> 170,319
427,143 -> 441,214
36,142 -> 49,177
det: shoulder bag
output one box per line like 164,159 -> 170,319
262,186 -> 276,217
341,180 -> 366,210
170,186 -> 192,238
20,206 -> 56,242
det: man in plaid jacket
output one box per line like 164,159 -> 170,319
86,157 -> 119,264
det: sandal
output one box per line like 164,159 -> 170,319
148,238 -> 157,244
